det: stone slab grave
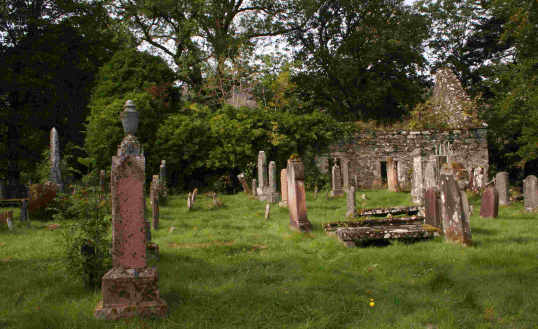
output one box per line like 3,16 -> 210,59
94,100 -> 167,320
323,205 -> 439,247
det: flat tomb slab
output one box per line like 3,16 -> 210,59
332,225 -> 441,247
357,206 -> 424,217
324,217 -> 425,232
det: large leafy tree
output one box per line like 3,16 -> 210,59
0,0 -> 129,184
108,0 -> 309,95
287,0 -> 430,122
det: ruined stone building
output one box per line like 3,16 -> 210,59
317,68 -> 489,189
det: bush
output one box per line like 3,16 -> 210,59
28,182 -> 60,220
51,174 -> 112,290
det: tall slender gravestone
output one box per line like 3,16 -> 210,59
439,171 -> 472,247
279,169 -> 288,208
287,157 -> 311,232
50,127 -> 63,193
152,175 -> 160,230
346,186 -> 356,218
257,151 -> 269,200
424,159 -> 437,190
387,157 -> 399,192
330,159 -> 344,196
341,159 -> 350,192
480,186 -> 499,218
495,172 -> 509,205
268,161 -> 279,203
523,175 -> 538,210
411,151 -> 424,204
95,100 -> 167,320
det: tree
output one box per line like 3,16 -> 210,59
108,0 -> 309,96
83,48 -> 181,175
0,0 -> 128,185
287,0 -> 430,122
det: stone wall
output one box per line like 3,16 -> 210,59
318,129 -> 488,189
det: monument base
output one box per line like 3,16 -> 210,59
94,299 -> 168,320
95,267 -> 167,320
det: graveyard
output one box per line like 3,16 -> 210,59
1,185 -> 538,328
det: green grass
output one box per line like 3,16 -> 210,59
1,190 -> 538,328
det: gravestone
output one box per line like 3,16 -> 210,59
252,179 -> 257,196
346,186 -> 356,218
50,127 -> 63,193
411,153 -> 424,204
187,192 -> 192,210
265,204 -> 270,219
387,157 -> 399,192
268,161 -> 279,203
424,160 -> 437,190
480,186 -> 499,218
495,172 -> 509,205
439,173 -> 472,247
20,200 -> 29,228
330,160 -> 344,197
469,168 -> 475,191
278,169 -> 288,208
95,100 -> 167,320
424,187 -> 441,228
523,175 -> 538,210
257,151 -> 269,200
237,173 -> 250,194
341,159 -> 350,192
159,160 -> 166,186
152,175 -> 160,230
287,157 -> 311,232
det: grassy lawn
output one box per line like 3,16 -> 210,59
1,189 -> 537,328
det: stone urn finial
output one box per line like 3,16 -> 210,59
120,100 -> 139,135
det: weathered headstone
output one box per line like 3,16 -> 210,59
523,175 -> 538,211
346,186 -> 356,218
278,169 -> 288,208
257,151 -> 269,200
152,175 -> 160,230
330,160 -> 344,197
268,161 -> 279,203
50,127 -> 63,193
95,100 -> 167,320
411,153 -> 424,204
287,157 -> 311,232
424,160 -> 437,190
252,179 -> 257,196
439,173 -> 472,247
265,204 -> 270,219
187,192 -> 192,210
468,168 -> 475,191
495,172 -> 509,205
387,157 -> 399,192
480,186 -> 499,218
341,159 -> 350,192
237,173 -> 250,194
424,187 -> 441,228
20,199 -> 29,227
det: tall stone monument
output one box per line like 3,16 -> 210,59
411,151 -> 424,204
279,169 -> 288,208
287,156 -> 311,232
50,127 -> 63,193
346,186 -> 356,218
495,172 -> 509,205
267,161 -> 279,203
257,151 -> 269,201
341,159 -> 350,192
95,100 -> 167,320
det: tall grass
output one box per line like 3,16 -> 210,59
1,190 -> 537,328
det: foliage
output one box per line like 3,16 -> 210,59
84,48 -> 181,176
28,182 -> 60,219
155,104 -> 350,191
287,0 -> 430,122
51,175 -> 112,290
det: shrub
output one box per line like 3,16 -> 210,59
51,174 -> 112,290
28,182 -> 60,220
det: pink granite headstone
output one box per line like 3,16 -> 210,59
480,186 -> 499,218
424,187 -> 441,228
95,100 -> 167,320
287,157 -> 311,232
